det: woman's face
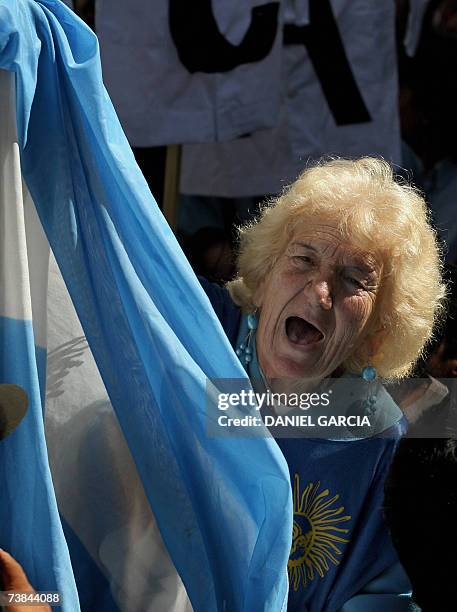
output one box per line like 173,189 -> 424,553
254,223 -> 382,381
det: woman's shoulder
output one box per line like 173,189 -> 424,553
198,276 -> 241,347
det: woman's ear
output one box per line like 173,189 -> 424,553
252,281 -> 265,309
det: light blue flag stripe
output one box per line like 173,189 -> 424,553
0,1 -> 293,611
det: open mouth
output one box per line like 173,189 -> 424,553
285,316 -> 324,346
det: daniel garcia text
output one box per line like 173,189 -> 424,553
217,414 -> 371,428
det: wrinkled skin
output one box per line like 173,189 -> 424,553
254,224 -> 381,387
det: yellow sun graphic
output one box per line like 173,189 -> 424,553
288,475 -> 351,591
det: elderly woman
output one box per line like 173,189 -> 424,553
200,157 -> 444,611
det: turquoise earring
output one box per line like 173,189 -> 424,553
236,312 -> 258,365
362,365 -> 376,382
361,364 -> 377,413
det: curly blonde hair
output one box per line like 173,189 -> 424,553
227,158 -> 446,380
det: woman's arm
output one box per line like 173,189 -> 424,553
338,562 -> 420,611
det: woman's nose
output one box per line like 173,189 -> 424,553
305,279 -> 333,310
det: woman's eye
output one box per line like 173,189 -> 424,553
345,276 -> 365,289
293,256 -> 313,265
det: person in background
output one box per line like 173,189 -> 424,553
398,0 -> 457,263
383,263 -> 457,609
388,265 -> 457,438
426,265 -> 457,381
182,227 -> 236,284
384,437 -> 457,611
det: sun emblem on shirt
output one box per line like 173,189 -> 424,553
289,475 -> 351,591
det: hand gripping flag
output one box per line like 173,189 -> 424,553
0,2 -> 293,611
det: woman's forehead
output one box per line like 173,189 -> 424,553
289,223 -> 381,267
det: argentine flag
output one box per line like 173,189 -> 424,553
0,1 -> 292,611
